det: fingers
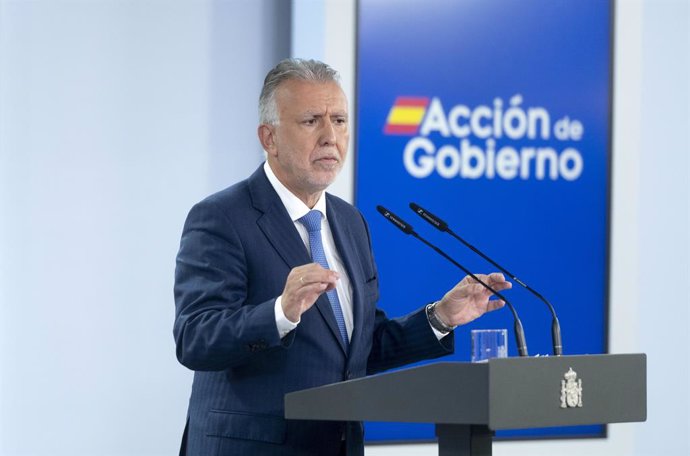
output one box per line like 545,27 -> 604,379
465,272 -> 507,285
486,298 -> 506,312
281,263 -> 340,322
488,272 -> 506,282
488,272 -> 512,290
292,264 -> 339,290
439,272 -> 511,327
462,273 -> 512,294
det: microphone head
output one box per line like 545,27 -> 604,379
377,205 -> 415,235
409,202 -> 449,231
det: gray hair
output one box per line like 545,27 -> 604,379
259,58 -> 341,125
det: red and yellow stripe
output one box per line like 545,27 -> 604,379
384,97 -> 429,135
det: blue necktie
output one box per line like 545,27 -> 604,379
299,210 -> 349,351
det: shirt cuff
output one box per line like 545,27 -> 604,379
429,322 -> 451,340
275,295 -> 299,338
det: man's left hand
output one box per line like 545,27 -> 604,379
435,273 -> 512,328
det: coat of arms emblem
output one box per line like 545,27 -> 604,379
560,367 -> 583,408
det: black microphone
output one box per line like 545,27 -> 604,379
376,205 -> 528,357
409,202 -> 563,356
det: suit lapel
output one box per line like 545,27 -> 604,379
248,166 -> 348,354
249,166 -> 310,269
256,206 -> 311,270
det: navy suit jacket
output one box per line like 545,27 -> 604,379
174,165 -> 454,455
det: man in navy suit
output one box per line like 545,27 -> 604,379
174,59 -> 511,456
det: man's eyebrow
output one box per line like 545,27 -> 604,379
302,110 -> 348,117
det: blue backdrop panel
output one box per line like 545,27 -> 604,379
356,0 -> 612,442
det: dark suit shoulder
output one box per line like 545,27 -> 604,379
181,183 -> 252,239
325,193 -> 366,223
196,179 -> 251,211
189,166 -> 274,220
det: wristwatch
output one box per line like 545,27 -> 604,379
426,301 -> 456,333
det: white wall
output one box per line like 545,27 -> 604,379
0,1 -> 287,454
634,0 -> 689,453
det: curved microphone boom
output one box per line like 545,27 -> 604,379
409,202 -> 563,356
376,205 -> 528,357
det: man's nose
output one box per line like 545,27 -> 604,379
319,119 -> 337,145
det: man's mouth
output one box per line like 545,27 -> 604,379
314,156 -> 339,165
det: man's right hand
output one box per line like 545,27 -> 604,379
281,263 -> 339,323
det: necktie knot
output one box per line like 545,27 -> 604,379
299,210 -> 323,233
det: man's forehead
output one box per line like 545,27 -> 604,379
276,80 -> 347,104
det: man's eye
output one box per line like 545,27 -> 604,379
303,119 -> 316,125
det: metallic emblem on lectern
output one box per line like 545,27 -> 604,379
560,367 -> 583,408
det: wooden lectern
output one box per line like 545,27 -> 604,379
285,354 -> 646,455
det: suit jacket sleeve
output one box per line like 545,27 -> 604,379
173,198 -> 293,371
366,306 -> 454,375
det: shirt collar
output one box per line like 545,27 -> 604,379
263,161 -> 327,222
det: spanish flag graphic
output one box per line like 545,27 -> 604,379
383,97 -> 429,135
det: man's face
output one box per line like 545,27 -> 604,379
260,79 -> 349,203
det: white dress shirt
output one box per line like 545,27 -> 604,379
264,162 -> 354,340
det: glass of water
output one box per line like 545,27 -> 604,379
471,329 -> 508,363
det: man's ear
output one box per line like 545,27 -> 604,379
258,124 -> 277,156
